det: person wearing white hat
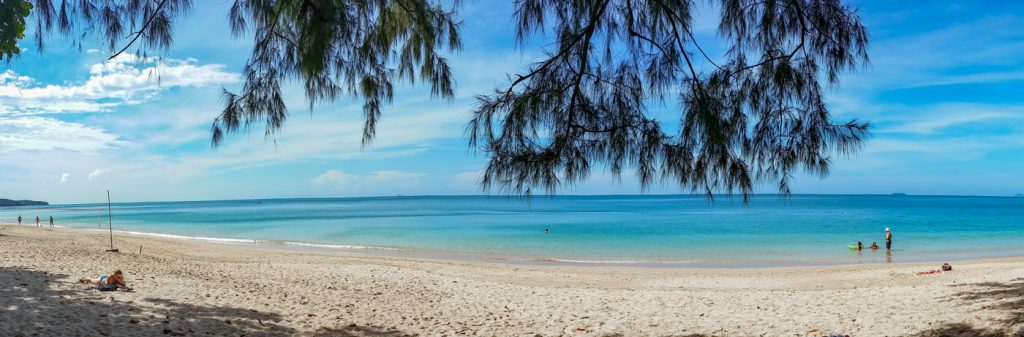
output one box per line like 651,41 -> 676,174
884,227 -> 892,251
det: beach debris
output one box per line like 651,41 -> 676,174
307,313 -> 317,317
807,328 -> 819,333
224,319 -> 233,325
129,319 -> 140,324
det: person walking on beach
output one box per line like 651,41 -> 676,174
49,215 -> 54,228
17,215 -> 21,225
35,216 -> 40,227
885,227 -> 893,251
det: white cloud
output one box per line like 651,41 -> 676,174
867,103 -> 1024,135
864,138 -> 996,160
60,173 -> 71,183
0,55 -> 239,154
453,170 -> 482,187
312,169 -> 427,195
172,100 -> 470,179
881,112 -> 1008,135
896,70 -> 1024,89
313,169 -> 353,186
0,55 -> 239,115
0,117 -> 120,153
855,15 -> 1024,90
88,169 -> 110,181
313,170 -> 427,187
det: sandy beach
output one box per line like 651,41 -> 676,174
1,224 -> 1022,337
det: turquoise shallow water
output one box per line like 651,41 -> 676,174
3,195 -> 1023,266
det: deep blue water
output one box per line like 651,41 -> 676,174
3,195 -> 1023,265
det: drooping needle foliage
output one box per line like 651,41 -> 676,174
212,0 -> 461,146
468,0 -> 870,199
19,0 -> 869,199
24,0 -> 460,146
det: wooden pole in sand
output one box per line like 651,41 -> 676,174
106,190 -> 118,252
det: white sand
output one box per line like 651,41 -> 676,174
1,224 -> 1022,336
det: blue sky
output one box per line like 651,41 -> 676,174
1,1 -> 1023,203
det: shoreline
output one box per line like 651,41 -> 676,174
11,223 -> 1023,269
5,194 -> 1022,271
2,224 -> 1024,336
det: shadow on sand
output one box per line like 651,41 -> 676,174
8,261 -> 1024,337
904,322 -> 1013,337
906,278 -> 1024,337
953,278 -> 1024,326
0,266 -> 410,337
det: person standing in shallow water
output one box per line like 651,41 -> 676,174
885,227 -> 893,251
17,215 -> 21,225
49,216 -> 54,228
35,216 -> 40,227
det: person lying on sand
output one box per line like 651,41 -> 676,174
79,270 -> 130,290
870,242 -> 879,250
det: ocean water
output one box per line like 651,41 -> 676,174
3,195 -> 1023,266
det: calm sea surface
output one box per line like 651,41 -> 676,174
3,195 -> 1023,266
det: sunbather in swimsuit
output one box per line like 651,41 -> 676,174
79,270 -> 127,289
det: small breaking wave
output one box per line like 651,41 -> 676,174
281,241 -> 401,251
531,257 -> 694,265
85,228 -> 399,251
88,229 -> 259,243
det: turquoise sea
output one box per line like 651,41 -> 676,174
3,195 -> 1023,266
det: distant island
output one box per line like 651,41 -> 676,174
891,193 -> 907,196
0,199 -> 48,207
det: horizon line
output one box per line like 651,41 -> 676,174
30,192 -> 1024,206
